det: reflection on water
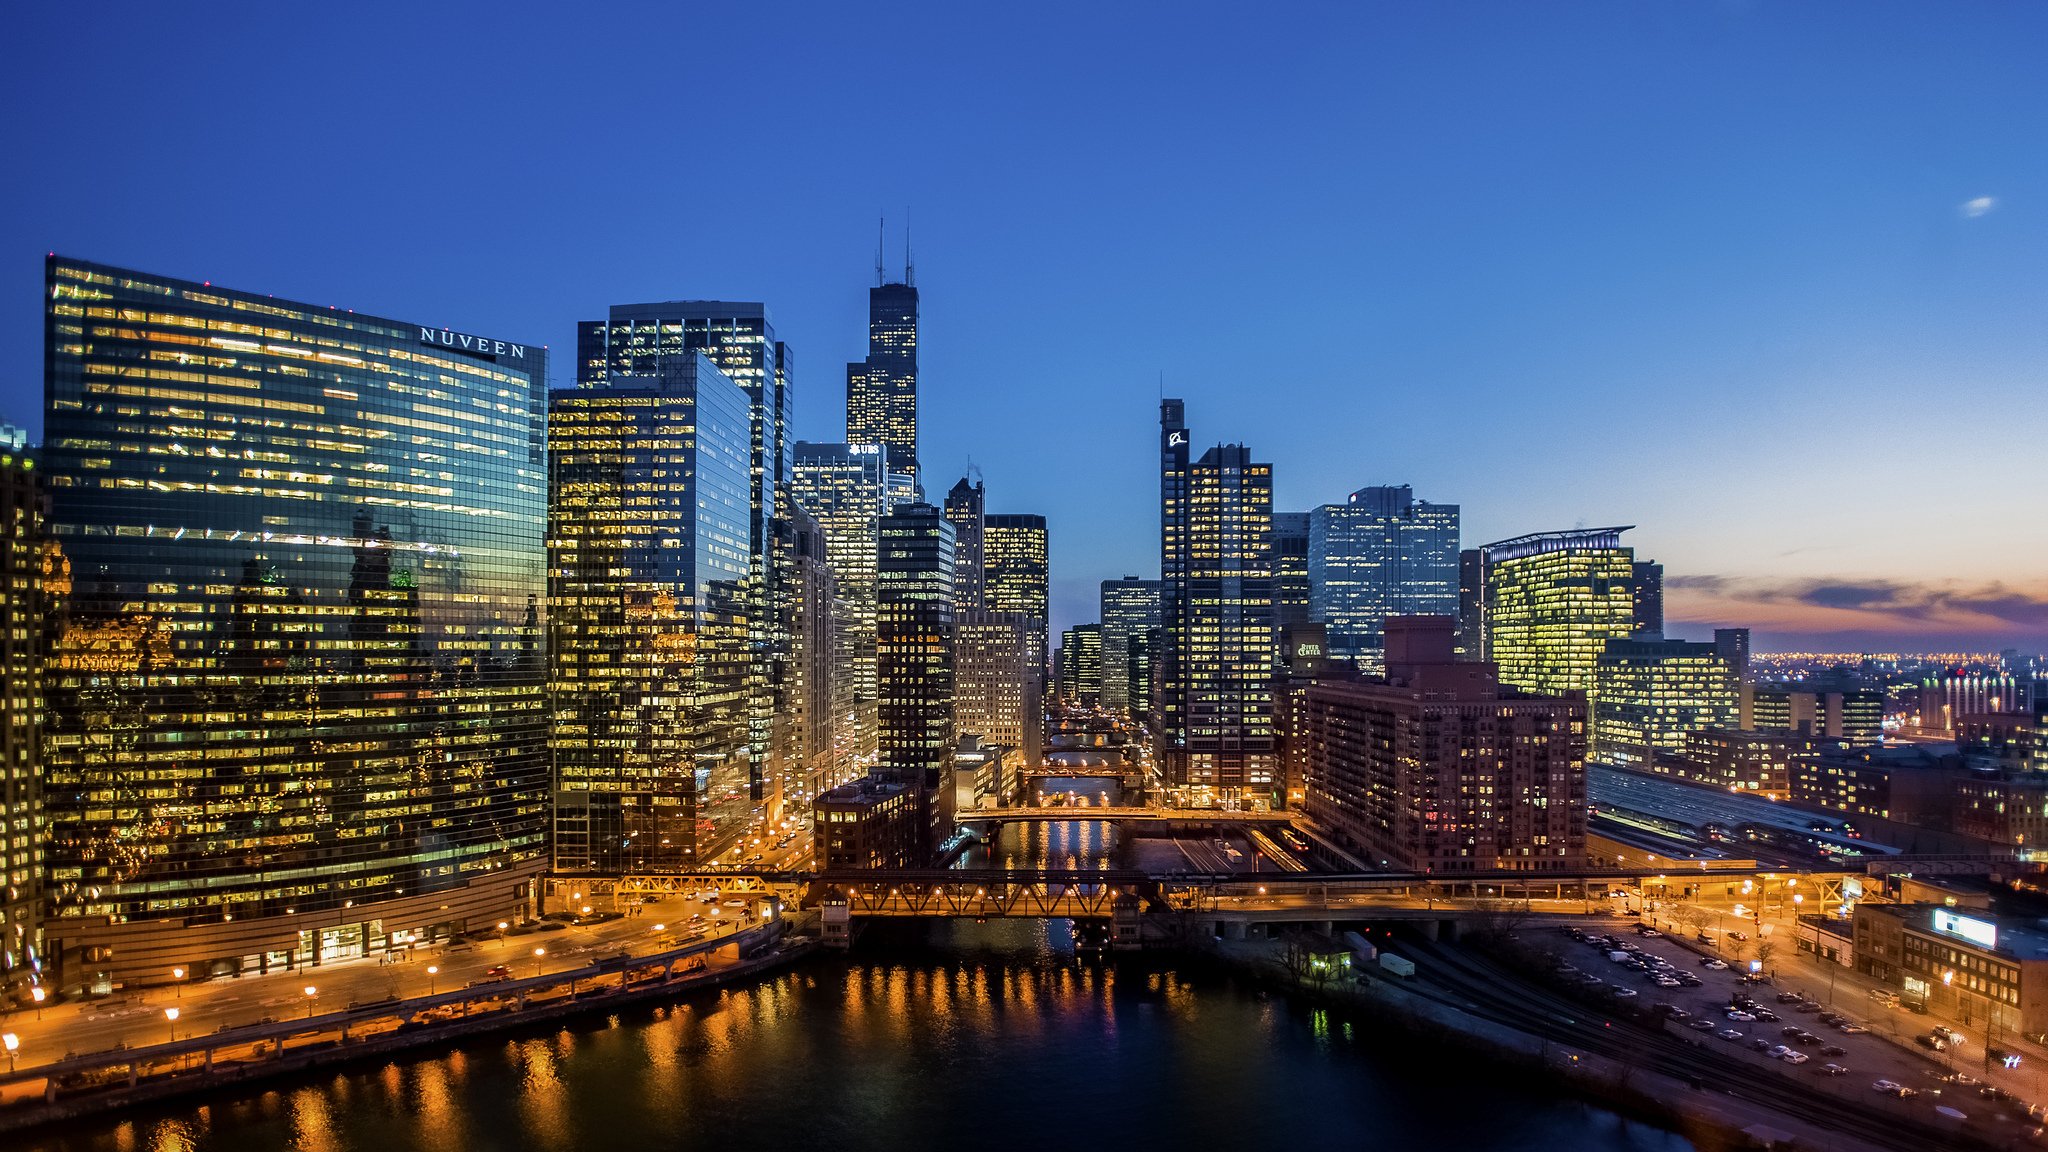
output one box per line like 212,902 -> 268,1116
955,779 -> 1121,871
25,921 -> 1691,1152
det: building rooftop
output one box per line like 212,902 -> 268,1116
1481,526 -> 1633,563
1865,903 -> 2048,963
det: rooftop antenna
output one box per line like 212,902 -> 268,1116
904,208 -> 915,288
876,215 -> 886,287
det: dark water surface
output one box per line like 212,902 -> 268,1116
24,920 -> 1691,1152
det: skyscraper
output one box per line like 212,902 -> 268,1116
42,257 -> 548,986
1714,627 -> 1752,683
1099,576 -> 1163,716
578,302 -> 794,805
1591,638 -> 1739,769
1631,560 -> 1665,638
1158,401 -> 1280,806
1057,623 -> 1103,706
1302,616 -> 1587,872
846,260 -> 920,493
983,513 -> 1050,681
0,424 -> 43,992
548,354 -> 754,873
943,476 -> 986,614
1457,547 -> 1486,660
876,503 -> 956,859
955,610 -> 1044,774
1271,511 -> 1313,629
1307,485 -> 1461,669
1479,527 -> 1638,698
782,504 -> 845,807
791,442 -> 896,760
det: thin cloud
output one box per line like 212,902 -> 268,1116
1961,196 -> 1997,218
1667,574 -> 2048,633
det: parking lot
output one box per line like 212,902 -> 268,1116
1552,922 -> 2044,1135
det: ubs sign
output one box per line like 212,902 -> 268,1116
420,327 -> 527,360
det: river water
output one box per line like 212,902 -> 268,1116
23,785 -> 1693,1152
24,920 -> 1691,1152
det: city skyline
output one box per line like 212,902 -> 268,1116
2,5 -> 2044,651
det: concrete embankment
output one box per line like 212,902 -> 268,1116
0,937 -> 819,1139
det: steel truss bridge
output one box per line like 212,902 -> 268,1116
586,864 -> 1874,919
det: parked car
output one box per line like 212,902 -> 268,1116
1819,1063 -> 1849,1076
1718,1029 -> 1746,1041
1781,1051 -> 1809,1065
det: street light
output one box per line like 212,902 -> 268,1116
533,946 -> 546,977
303,985 -> 318,1018
2,1032 -> 16,1073
164,1006 -> 180,1042
29,986 -> 45,1020
427,965 -> 439,995
172,966 -> 185,997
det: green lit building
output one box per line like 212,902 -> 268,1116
41,257 -> 549,988
1479,527 -> 1639,698
1592,638 -> 1738,768
548,354 -> 754,873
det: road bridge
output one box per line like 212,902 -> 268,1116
956,806 -> 1293,824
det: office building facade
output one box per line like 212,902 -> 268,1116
1057,623 -> 1102,706
1631,560 -> 1665,637
1099,576 -> 1162,716
955,610 -> 1044,775
1479,527 -> 1638,698
876,503 -> 956,859
846,277 -> 920,493
943,476 -> 986,614
1272,511 -> 1312,629
791,441 -> 895,760
1307,485 -> 1460,670
549,354 -> 754,873
1301,617 -> 1587,872
1158,401 -> 1280,805
983,513 -> 1049,679
1,428 -> 43,994
578,302 -> 794,805
42,257 -> 548,985
1591,638 -> 1738,768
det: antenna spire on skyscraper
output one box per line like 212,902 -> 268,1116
876,215 -> 887,287
905,208 -> 915,288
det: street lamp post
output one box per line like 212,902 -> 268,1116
164,1006 -> 179,1043
427,965 -> 439,996
29,986 -> 44,1020
303,985 -> 318,1018
1,1032 -> 16,1073
533,947 -> 546,978
171,967 -> 185,997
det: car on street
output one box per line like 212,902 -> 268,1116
1729,931 -> 1750,941
1838,1023 -> 1868,1034
1917,1034 -> 1949,1052
1820,1063 -> 1849,1076
1751,1038 -> 1774,1052
1873,1080 -> 1917,1099
1611,988 -> 1639,999
1717,1028 -> 1745,1041
1725,1010 -> 1756,1021
1820,1044 -> 1845,1057
1701,958 -> 1729,970
482,965 -> 512,982
1753,1008 -> 1779,1021
1781,1051 -> 1809,1065
1688,1018 -> 1717,1031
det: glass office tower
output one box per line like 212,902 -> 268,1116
548,354 -> 753,873
1592,638 -> 1739,769
41,257 -> 548,987
847,280 -> 920,493
983,513 -> 1050,681
791,441 -> 895,761
1099,576 -> 1162,715
578,303 -> 793,806
1307,485 -> 1460,670
1157,400 -> 1280,806
1480,527 -> 1638,699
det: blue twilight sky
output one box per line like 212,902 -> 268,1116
3,3 -> 2044,651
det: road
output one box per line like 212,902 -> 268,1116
0,892 -> 753,1072
1396,929 -> 1996,1152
